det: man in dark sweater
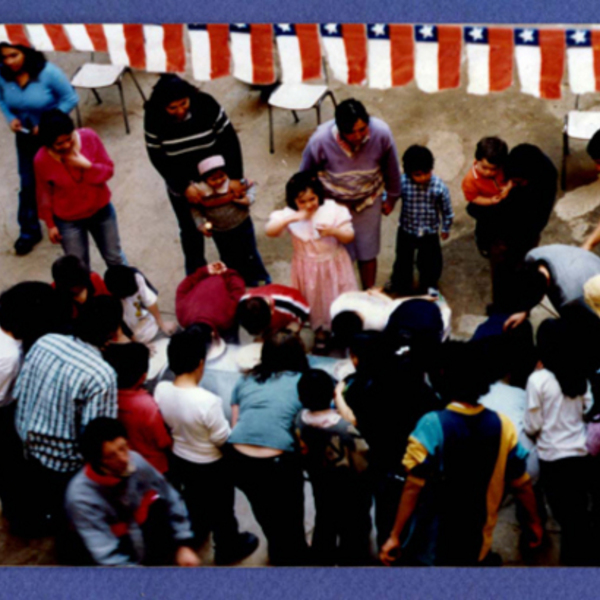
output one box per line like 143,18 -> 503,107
144,74 -> 245,275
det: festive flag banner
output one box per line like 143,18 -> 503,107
274,23 -> 322,83
103,24 -> 146,69
320,23 -> 367,85
64,24 -> 108,52
367,23 -> 414,89
414,24 -> 462,93
566,28 -> 600,94
187,24 -> 230,81
464,26 -> 513,95
25,24 -> 71,52
142,24 -> 185,73
0,25 -> 30,46
230,23 -> 276,85
514,28 -> 565,99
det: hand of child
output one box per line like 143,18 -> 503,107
294,209 -> 311,222
207,261 -> 228,275
314,224 -> 336,238
229,179 -> 248,198
9,119 -> 23,133
503,311 -> 528,332
199,222 -> 213,237
185,184 -> 205,204
48,226 -> 62,244
440,232 -> 450,241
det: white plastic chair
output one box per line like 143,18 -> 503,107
71,62 -> 146,134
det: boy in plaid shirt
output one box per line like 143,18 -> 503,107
386,145 -> 454,295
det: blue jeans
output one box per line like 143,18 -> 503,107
15,132 -> 42,240
54,203 -> 127,269
212,217 -> 271,286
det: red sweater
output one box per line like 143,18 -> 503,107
176,266 -> 246,332
117,388 -> 172,474
34,128 -> 114,228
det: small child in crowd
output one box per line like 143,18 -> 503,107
295,369 -> 371,566
461,137 -> 511,255
155,326 -> 258,564
266,171 -> 358,350
191,155 -> 270,287
103,342 -> 172,475
104,265 -> 177,345
387,145 -> 454,295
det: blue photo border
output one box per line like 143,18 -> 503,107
2,0 -> 600,597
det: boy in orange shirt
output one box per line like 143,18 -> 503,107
462,137 -> 512,256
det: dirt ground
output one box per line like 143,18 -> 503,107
0,47 -> 598,566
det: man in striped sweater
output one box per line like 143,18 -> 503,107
144,74 -> 245,275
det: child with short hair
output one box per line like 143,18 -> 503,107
103,342 -> 172,474
155,326 -> 258,564
104,265 -> 177,345
191,155 -> 270,287
295,368 -> 371,565
387,145 -> 454,295
462,137 -> 511,255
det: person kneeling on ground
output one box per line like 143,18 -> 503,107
65,417 -> 200,566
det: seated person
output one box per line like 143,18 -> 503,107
176,261 -> 245,340
64,417 -> 200,567
103,343 -> 172,474
104,265 -> 177,344
295,369 -> 371,566
238,283 -> 310,339
505,244 -> 600,330
52,255 -> 109,320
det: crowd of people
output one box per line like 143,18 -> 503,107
2,40 -> 600,568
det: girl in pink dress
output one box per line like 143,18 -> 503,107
266,172 -> 358,336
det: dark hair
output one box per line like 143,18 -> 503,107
38,109 -> 75,148
587,130 -> 600,161
0,43 -> 47,81
75,295 -> 123,348
430,341 -> 490,405
146,74 -> 198,112
331,311 -> 364,348
297,369 -> 335,412
335,99 -> 370,134
504,144 -> 551,182
167,326 -> 208,376
402,145 -> 434,175
285,171 -> 325,209
475,137 -> 508,166
80,417 -> 128,467
237,297 -> 272,336
385,299 -> 443,351
103,342 -> 150,389
104,266 -> 139,299
52,255 -> 91,292
514,264 -> 549,311
0,281 -> 63,350
251,331 -> 308,383
537,319 -> 587,398
349,331 -> 391,376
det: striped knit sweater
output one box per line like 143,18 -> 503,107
144,91 -> 243,195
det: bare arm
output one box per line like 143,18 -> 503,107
333,380 -> 356,425
582,221 -> 600,252
146,302 -> 177,336
511,478 -> 543,549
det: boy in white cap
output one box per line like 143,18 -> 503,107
189,155 -> 270,286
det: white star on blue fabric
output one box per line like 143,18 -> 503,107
277,24 -> 292,32
419,25 -> 435,39
234,23 -> 248,28
469,27 -> 485,41
519,29 -> 535,43
371,24 -> 386,37
570,30 -> 588,44
324,23 -> 338,35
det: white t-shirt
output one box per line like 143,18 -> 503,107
155,381 -> 231,464
524,368 -> 592,462
0,328 -> 21,407
121,273 -> 159,345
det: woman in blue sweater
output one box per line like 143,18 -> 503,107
0,43 -> 78,255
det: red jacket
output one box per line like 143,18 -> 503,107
117,388 -> 172,474
34,128 -> 114,228
175,266 -> 245,332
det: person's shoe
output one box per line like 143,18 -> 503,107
214,532 -> 259,565
14,232 -> 42,256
